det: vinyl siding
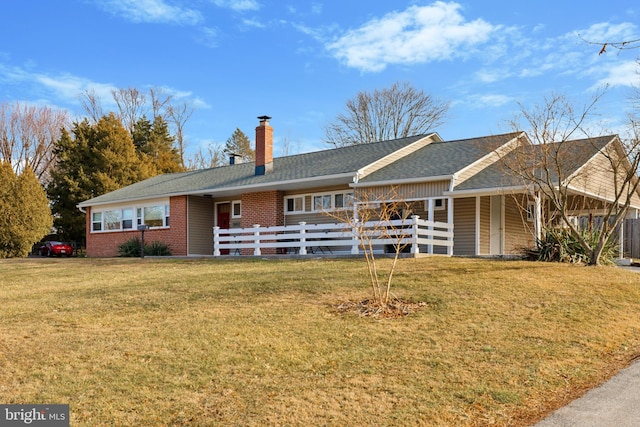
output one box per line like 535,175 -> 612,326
504,195 -> 535,254
453,197 -> 476,256
359,181 -> 450,200
479,196 -> 490,255
570,149 -> 640,207
188,196 -> 215,255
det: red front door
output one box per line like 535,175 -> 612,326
217,204 -> 231,255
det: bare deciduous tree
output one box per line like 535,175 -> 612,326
0,101 -> 69,182
186,142 -> 225,170
503,92 -> 640,265
79,89 -> 104,123
112,87 -> 148,136
167,101 -> 194,168
324,187 -> 417,314
324,81 -> 449,147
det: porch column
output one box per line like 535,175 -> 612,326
475,197 -> 481,256
427,199 -> 434,254
447,197 -> 454,256
619,219 -> 624,260
213,226 -> 220,256
534,192 -> 542,242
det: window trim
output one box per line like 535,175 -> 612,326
425,198 -> 445,211
285,190 -> 354,215
231,200 -> 242,218
91,201 -> 171,233
285,195 -> 305,214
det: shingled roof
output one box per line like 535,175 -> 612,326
358,133 -> 521,183
79,133 -> 433,207
454,135 -> 615,191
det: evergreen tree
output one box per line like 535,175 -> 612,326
48,114 -> 152,244
0,162 -> 52,257
224,128 -> 254,162
133,116 -> 184,174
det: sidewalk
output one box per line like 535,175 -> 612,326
533,360 -> 640,426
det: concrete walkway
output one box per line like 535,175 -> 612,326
533,360 -> 640,426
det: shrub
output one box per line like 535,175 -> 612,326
118,238 -> 142,257
118,238 -> 172,257
145,241 -> 172,256
528,227 -> 616,265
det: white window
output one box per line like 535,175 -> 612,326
426,198 -> 445,211
91,203 -> 170,232
286,196 -> 304,213
144,206 -> 164,227
313,194 -> 332,211
232,201 -> 241,218
122,208 -> 134,230
335,192 -> 354,209
92,212 -> 102,231
104,210 -> 121,230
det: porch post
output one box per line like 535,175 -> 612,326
299,222 -> 308,255
351,221 -> 360,255
619,219 -> 625,260
213,226 -> 220,256
475,197 -> 481,255
253,224 -> 261,256
534,192 -> 542,242
427,199 -> 434,254
410,215 -> 420,255
447,197 -> 454,256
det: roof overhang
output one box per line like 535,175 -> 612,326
78,172 -> 358,208
351,175 -> 454,188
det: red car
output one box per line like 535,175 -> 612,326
39,241 -> 73,257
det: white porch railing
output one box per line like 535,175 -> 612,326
213,215 -> 453,257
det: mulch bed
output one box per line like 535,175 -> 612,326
335,298 -> 428,318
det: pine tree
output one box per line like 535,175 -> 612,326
224,128 -> 254,162
133,116 -> 184,174
48,114 -> 152,244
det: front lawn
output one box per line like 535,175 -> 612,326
0,257 -> 639,426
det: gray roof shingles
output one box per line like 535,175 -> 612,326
80,132 -> 615,206
359,133 -> 520,183
80,134 -> 428,206
454,135 -> 614,191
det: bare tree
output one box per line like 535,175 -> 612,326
186,142 -> 225,170
149,87 -> 173,119
503,92 -> 640,265
112,87 -> 148,135
167,101 -> 194,168
79,89 -> 104,123
0,101 -> 69,182
324,81 -> 449,147
324,187 -> 417,314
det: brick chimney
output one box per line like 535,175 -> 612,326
255,115 -> 273,175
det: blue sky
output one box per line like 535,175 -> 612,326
1,1 -> 639,159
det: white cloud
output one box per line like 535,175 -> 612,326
576,22 -> 638,47
0,63 -> 211,112
211,0 -> 260,12
196,27 -> 221,48
100,0 -> 202,25
592,60 -> 640,89
326,2 -> 498,72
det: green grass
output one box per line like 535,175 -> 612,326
1,257 -> 639,426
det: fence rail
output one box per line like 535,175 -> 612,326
213,216 -> 453,257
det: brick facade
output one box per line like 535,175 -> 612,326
240,190 -> 284,255
85,196 -> 188,257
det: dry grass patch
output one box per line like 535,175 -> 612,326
0,257 -> 639,426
